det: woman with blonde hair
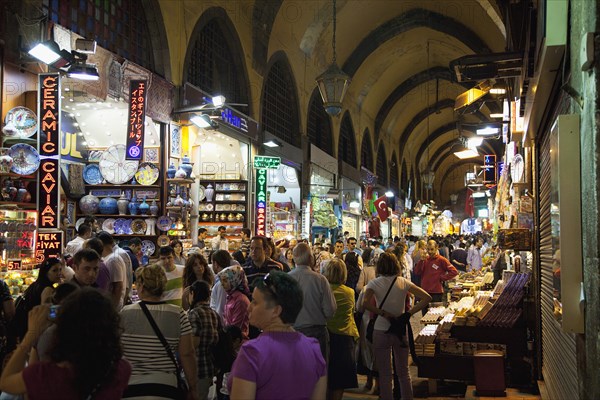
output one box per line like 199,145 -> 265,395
121,265 -> 198,399
322,259 -> 359,400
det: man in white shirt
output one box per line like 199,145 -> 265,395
210,226 -> 229,251
97,232 -> 127,309
467,238 -> 484,271
64,223 -> 92,256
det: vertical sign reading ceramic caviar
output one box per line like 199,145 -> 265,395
125,80 -> 147,160
38,73 -> 61,230
255,169 -> 267,236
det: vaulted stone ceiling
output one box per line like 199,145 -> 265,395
257,0 -> 507,202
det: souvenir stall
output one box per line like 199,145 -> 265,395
305,145 -> 338,242
265,163 -> 301,241
340,176 -> 362,239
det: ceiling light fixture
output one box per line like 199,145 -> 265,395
467,137 -> 484,148
476,126 -> 500,136
385,191 -> 394,197
263,139 -> 282,148
190,114 -> 218,129
454,149 -> 480,159
28,40 -> 73,66
315,0 -> 351,116
489,113 -> 504,118
212,95 -> 226,108
67,63 -> 99,80
489,88 -> 506,94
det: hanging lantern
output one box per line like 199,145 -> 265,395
421,169 -> 435,190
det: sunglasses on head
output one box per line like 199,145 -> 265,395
263,273 -> 278,300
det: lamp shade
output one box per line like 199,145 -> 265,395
316,62 -> 351,116
449,193 -> 458,204
421,169 -> 435,189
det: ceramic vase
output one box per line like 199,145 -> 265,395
149,199 -> 159,216
0,148 -> 13,173
205,184 -> 215,202
139,196 -> 150,215
175,167 -> 187,179
180,155 -> 193,178
128,195 -> 139,215
99,197 -> 118,214
16,182 -> 31,203
79,194 -> 100,214
174,194 -> 185,207
117,192 -> 129,215
167,163 -> 177,179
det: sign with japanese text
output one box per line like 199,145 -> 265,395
253,156 -> 281,169
35,231 -> 64,264
125,80 -> 147,160
38,73 -> 61,229
255,168 -> 267,236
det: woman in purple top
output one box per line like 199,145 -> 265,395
228,271 -> 327,400
218,265 -> 251,339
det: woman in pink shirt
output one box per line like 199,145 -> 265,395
217,265 -> 251,339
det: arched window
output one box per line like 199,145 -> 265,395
401,159 -> 408,191
376,142 -> 388,187
187,14 -> 249,108
47,0 -> 154,70
361,129 -> 373,171
338,112 -> 357,167
261,55 -> 300,147
307,89 -> 333,155
390,153 -> 399,195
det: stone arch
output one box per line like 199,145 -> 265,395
307,88 -> 334,155
390,152 -> 399,196
338,111 -> 357,167
361,129 -> 374,171
376,142 -> 388,187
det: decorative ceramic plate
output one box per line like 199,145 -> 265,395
124,219 -> 133,234
157,234 -> 170,247
3,107 -> 38,138
135,162 -> 160,185
156,216 -> 172,232
102,218 -> 116,234
0,222 -> 7,233
114,218 -> 128,234
206,203 -> 214,211
99,144 -> 139,185
198,185 -> 206,201
141,240 -> 156,256
131,219 -> 147,235
83,164 -> 103,185
75,218 -> 86,231
9,144 -> 40,175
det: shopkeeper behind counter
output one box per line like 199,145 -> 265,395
414,240 -> 458,312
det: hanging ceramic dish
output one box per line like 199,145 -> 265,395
131,219 -> 147,235
113,218 -> 129,234
198,185 -> 206,202
141,240 -> 156,256
98,144 -> 139,185
156,215 -> 172,232
8,144 -> 40,175
75,218 -> 86,231
3,107 -> 38,138
135,162 -> 160,185
83,164 -> 104,185
101,218 -> 116,234
157,234 -> 170,247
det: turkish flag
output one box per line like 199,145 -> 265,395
465,188 -> 475,218
374,195 -> 390,222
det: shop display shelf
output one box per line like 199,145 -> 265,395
0,172 -> 36,179
214,190 -> 246,194
199,210 -> 246,213
84,184 -> 160,188
166,178 -> 195,185
88,214 -> 158,218
198,221 -> 243,226
1,137 -> 37,145
0,201 -> 37,209
214,200 -> 246,203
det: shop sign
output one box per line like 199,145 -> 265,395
125,80 -> 147,160
60,112 -> 85,161
483,154 -> 496,184
253,156 -> 281,169
7,259 -> 22,271
38,74 -> 61,229
35,231 -> 63,263
38,159 -> 60,229
255,168 -> 267,236
219,107 -> 258,139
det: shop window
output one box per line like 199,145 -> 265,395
307,89 -> 333,155
44,0 -> 154,70
187,18 -> 249,108
261,57 -> 300,147
390,153 -> 399,195
339,112 -> 357,167
376,142 -> 388,187
361,129 -> 373,171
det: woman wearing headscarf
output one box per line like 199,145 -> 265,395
217,266 -> 251,340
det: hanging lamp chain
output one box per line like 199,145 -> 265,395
332,0 -> 337,63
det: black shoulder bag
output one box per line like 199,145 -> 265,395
139,302 -> 189,399
365,277 -> 397,343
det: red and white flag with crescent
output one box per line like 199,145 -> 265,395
374,195 -> 389,222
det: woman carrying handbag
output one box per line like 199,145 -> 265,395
362,253 -> 431,400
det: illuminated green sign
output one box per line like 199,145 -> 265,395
253,156 -> 281,169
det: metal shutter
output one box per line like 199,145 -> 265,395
537,122 -> 578,400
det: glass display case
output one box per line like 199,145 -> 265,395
0,209 -> 37,271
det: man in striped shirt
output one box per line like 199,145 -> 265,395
158,246 -> 185,306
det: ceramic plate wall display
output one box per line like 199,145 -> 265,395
102,218 -> 116,234
198,185 -> 206,201
83,164 -> 104,185
9,144 -> 40,175
141,240 -> 156,256
75,218 -> 86,231
99,144 -> 139,185
135,162 -> 160,185
114,218 -> 128,234
156,216 -> 172,231
157,235 -> 170,247
131,219 -> 147,235
3,107 -> 38,138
